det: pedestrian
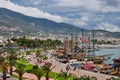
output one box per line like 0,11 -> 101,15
66,65 -> 70,71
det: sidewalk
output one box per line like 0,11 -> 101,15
13,72 -> 54,80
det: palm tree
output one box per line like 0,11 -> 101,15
0,56 -> 7,80
0,56 -> 5,65
8,49 -> 17,75
14,62 -> 26,80
1,62 -> 8,80
42,62 -> 53,80
27,65 -> 45,80
57,69 -> 70,80
36,50 -> 42,62
36,50 -> 42,58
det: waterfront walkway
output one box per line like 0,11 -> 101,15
15,52 -> 118,80
51,58 -> 117,80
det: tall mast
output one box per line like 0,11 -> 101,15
88,36 -> 91,53
81,29 -> 84,52
92,29 -> 95,55
71,33 -> 73,53
64,37 -> 69,54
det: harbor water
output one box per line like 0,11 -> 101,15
95,49 -> 120,64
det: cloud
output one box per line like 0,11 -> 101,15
102,6 -> 120,13
73,19 -> 87,26
81,16 -> 89,21
57,0 -> 102,11
0,0 -> 64,22
102,0 -> 120,7
96,22 -> 120,32
32,0 -> 41,5
57,0 -> 120,13
1,0 -> 120,31
10,0 -> 42,6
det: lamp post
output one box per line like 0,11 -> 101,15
77,65 -> 81,80
78,67 -> 79,80
54,58 -> 57,80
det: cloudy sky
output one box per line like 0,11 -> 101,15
0,0 -> 120,32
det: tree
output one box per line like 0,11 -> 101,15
27,65 -> 45,80
57,69 -> 70,80
0,56 -> 7,80
0,56 -> 5,65
8,49 -> 17,75
15,62 -> 26,80
1,62 -> 8,80
42,62 -> 53,80
36,50 -> 42,58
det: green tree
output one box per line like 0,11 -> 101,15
0,56 -> 7,80
15,62 -> 26,80
8,49 -> 17,75
1,62 -> 8,80
57,69 -> 70,80
42,62 -> 53,80
27,65 -> 45,80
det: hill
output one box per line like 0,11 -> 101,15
0,8 -> 120,38
0,8 -> 85,36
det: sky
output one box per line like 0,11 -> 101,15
0,0 -> 120,32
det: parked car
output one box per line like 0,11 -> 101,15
55,56 -> 68,63
66,63 -> 81,70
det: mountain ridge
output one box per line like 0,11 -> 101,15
0,8 -> 120,38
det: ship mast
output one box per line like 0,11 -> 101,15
88,36 -> 91,53
81,29 -> 84,52
71,33 -> 74,53
92,29 -> 95,55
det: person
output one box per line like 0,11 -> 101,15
66,65 -> 70,71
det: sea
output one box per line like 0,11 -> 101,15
95,49 -> 120,64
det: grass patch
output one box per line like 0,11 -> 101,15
17,58 -> 29,65
48,72 -> 75,80
16,58 -> 75,80
17,58 -> 33,70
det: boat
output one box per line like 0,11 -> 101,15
85,47 -> 100,52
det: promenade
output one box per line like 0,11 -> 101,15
51,57 -> 117,80
15,52 -> 118,80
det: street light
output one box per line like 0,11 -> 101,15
77,65 -> 81,80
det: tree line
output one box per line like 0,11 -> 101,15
11,36 -> 63,49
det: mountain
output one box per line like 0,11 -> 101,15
0,8 -> 86,36
0,8 -> 120,38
